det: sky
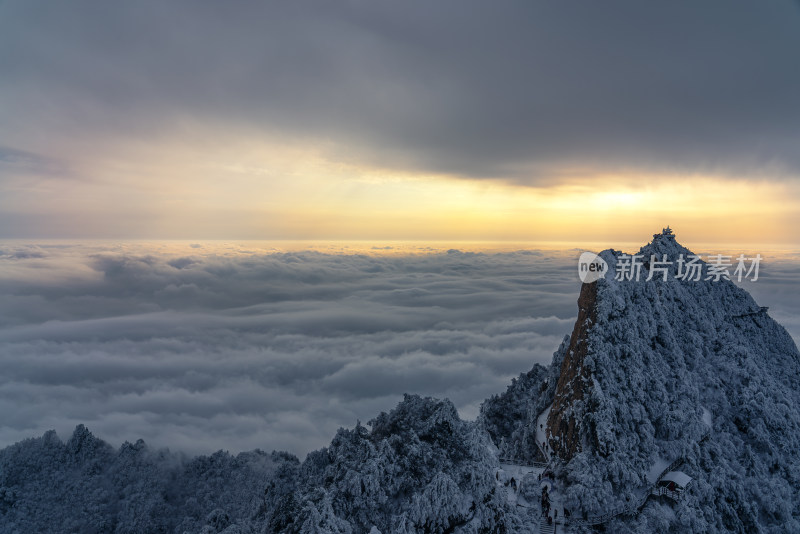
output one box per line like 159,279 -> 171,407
1,1 -> 800,243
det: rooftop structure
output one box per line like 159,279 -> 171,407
654,226 -> 676,240
653,470 -> 693,501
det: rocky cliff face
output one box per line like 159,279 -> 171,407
546,280 -> 596,461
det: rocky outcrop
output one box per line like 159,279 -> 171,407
545,280 -> 596,461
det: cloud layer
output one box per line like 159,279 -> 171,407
1,242 -> 797,457
0,242 -> 582,456
2,1 -> 800,182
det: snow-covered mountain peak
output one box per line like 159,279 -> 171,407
484,230 -> 800,530
640,227 -> 693,258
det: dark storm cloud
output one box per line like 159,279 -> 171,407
1,0 -> 799,181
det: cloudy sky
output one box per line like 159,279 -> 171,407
1,1 -> 800,243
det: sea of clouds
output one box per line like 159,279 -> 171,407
0,241 -> 797,457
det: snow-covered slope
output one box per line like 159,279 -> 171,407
0,397 -> 523,533
0,424 -> 289,533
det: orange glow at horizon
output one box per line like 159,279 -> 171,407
283,170 -> 798,246
5,132 -> 799,246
